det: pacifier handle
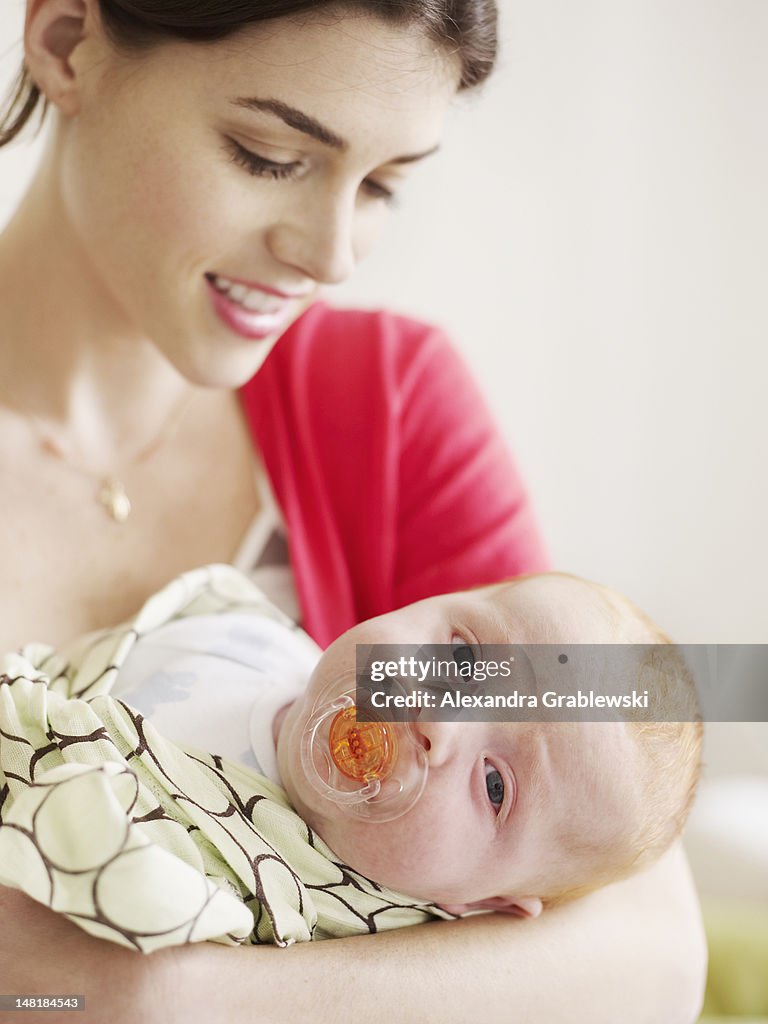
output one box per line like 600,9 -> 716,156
329,706 -> 397,783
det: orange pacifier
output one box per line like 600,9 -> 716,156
328,706 -> 398,783
300,684 -> 428,822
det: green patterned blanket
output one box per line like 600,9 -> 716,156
0,565 -> 449,950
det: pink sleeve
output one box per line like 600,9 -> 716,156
241,305 -> 549,645
389,326 -> 550,607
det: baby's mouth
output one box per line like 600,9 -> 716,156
299,684 -> 429,823
328,705 -> 398,783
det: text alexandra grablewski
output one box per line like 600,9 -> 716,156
367,687 -> 651,710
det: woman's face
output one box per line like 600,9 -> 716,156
57,11 -> 459,385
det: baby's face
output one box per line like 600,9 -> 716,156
276,575 -> 647,915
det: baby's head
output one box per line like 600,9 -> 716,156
276,572 -> 702,917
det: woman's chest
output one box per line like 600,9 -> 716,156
0,400 -> 263,651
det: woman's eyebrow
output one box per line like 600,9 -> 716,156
230,95 -> 441,164
232,96 -> 347,150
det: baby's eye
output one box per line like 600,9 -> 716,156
451,634 -> 475,673
485,763 -> 505,810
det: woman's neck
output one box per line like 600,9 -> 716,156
0,149 -> 195,463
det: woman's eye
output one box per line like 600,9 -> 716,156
226,139 -> 303,181
451,635 -> 476,673
362,178 -> 396,204
485,763 -> 505,811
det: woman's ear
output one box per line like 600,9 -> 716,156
24,0 -> 96,116
438,895 -> 544,919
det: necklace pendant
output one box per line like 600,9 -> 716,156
98,477 -> 132,523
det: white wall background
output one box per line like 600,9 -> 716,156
1,0 -> 766,646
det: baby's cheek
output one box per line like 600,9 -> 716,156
315,819 -> 410,885
340,811 -> 452,891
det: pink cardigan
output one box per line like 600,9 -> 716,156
240,303 -> 549,647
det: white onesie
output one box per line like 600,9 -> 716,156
111,609 -> 320,781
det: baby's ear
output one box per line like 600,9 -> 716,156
437,895 -> 543,919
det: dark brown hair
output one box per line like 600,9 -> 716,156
1,0 -> 498,147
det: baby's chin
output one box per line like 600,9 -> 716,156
274,708 -> 334,832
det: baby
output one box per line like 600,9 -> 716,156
0,566 -> 702,946
274,571 -> 702,917
112,567 -> 702,917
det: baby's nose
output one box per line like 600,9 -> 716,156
412,720 -> 458,768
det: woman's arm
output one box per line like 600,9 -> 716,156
0,841 -> 706,1024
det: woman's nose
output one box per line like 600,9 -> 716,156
267,191 -> 357,286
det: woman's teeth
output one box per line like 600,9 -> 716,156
211,275 -> 284,314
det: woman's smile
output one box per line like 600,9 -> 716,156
204,273 -> 307,341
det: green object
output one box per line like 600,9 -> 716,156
702,897 -> 768,1018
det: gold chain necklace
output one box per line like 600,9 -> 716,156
16,390 -> 196,524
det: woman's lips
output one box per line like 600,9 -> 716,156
208,272 -> 308,300
205,275 -> 306,341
